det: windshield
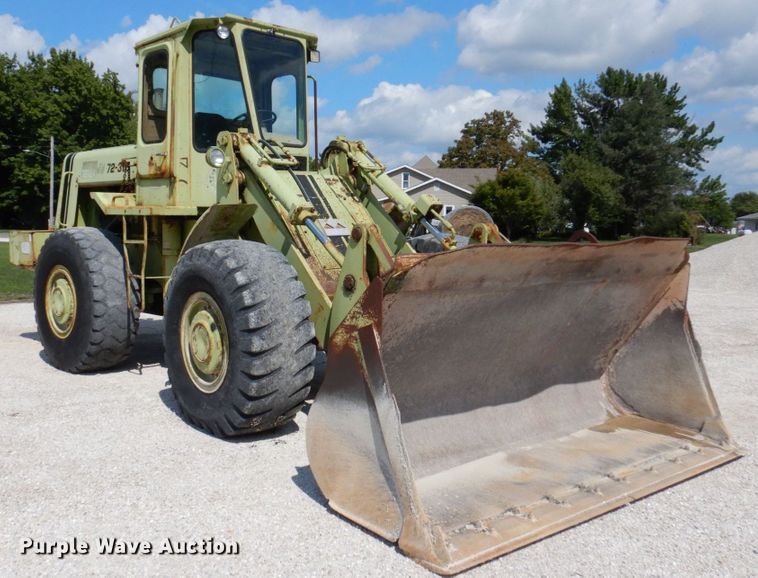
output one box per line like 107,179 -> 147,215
192,30 -> 251,151
242,30 -> 306,146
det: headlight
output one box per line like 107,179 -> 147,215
206,147 -> 226,168
216,25 -> 230,40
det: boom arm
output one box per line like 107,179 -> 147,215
321,138 -> 458,247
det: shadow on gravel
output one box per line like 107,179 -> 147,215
292,465 -> 328,505
291,465 -> 397,548
157,386 -> 301,442
31,317 -> 166,374
126,318 -> 165,371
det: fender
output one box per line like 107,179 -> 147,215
179,203 -> 257,256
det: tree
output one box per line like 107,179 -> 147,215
530,79 -> 582,176
674,175 -> 734,228
0,49 -> 135,228
532,68 -> 722,235
730,191 -> 758,217
440,109 -> 560,236
439,110 -> 538,172
559,153 -> 622,232
641,207 -> 695,239
470,169 -> 555,239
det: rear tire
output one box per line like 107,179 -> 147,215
34,227 -> 139,372
164,240 -> 316,436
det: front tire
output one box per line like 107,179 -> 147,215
164,240 -> 316,436
34,227 -> 139,372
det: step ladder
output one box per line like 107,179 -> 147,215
121,216 -> 169,312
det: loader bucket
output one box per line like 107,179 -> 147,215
307,237 -> 741,574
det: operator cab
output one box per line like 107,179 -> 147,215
135,16 -> 317,206
192,27 -> 307,152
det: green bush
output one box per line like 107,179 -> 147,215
641,208 -> 701,242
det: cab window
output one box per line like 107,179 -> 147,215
141,50 -> 168,144
192,30 -> 251,152
242,30 -> 306,145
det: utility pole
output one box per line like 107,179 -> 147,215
49,135 -> 55,230
22,138 -> 56,229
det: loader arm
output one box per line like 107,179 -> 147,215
205,129 -> 420,345
321,138 -> 459,248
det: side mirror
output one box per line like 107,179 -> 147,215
151,88 -> 166,112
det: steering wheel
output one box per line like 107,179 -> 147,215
257,109 -> 278,127
232,112 -> 249,125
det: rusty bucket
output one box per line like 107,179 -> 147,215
306,238 -> 740,574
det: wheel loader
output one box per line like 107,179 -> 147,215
8,14 -> 741,574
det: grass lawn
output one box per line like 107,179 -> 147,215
0,242 -> 34,301
688,233 -> 735,253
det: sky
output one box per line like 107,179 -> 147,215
1,0 -> 757,194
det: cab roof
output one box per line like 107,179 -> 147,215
134,13 -> 319,51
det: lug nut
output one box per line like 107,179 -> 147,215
343,274 -> 356,292
351,227 -> 362,242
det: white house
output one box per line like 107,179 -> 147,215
377,156 -> 497,215
736,212 -> 758,232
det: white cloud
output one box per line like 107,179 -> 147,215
350,54 -> 382,75
250,1 -> 445,63
84,14 -> 173,92
121,15 -> 133,28
661,29 -> 758,100
456,0 -> 758,75
707,145 -> 758,193
746,108 -> 758,128
0,14 -> 45,59
57,34 -> 81,52
319,81 -> 548,166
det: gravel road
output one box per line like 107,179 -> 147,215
1,236 -> 756,576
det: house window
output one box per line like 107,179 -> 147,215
401,172 -> 410,189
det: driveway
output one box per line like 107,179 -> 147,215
1,236 -> 755,576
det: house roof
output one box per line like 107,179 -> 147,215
386,164 -> 433,181
374,175 -> 472,202
421,167 -> 497,192
736,212 -> 758,220
387,157 -> 497,193
414,155 -> 438,170
405,176 -> 472,197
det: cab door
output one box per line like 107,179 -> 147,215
136,44 -> 172,206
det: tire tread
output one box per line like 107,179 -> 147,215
34,227 -> 139,372
164,240 -> 316,436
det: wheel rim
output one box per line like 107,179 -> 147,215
180,291 -> 229,394
45,265 -> 77,339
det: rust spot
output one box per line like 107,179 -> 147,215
392,254 -> 427,276
306,253 -> 339,297
147,154 -> 170,178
